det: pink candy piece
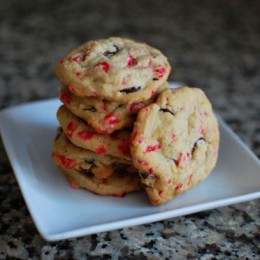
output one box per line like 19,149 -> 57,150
131,131 -> 146,144
187,174 -> 193,186
66,121 -> 79,137
127,55 -> 137,67
96,146 -> 107,155
95,62 -> 110,73
77,130 -> 93,140
57,155 -> 76,169
145,143 -> 161,152
71,56 -> 82,62
69,84 -> 77,94
71,182 -> 79,189
175,183 -> 183,191
137,159 -> 149,166
148,167 -> 154,173
128,102 -> 145,113
104,112 -> 120,126
59,90 -> 72,105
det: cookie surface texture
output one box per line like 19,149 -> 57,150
57,105 -> 132,160
59,83 -> 169,133
52,129 -> 137,180
55,37 -> 171,104
52,130 -> 141,195
130,87 -> 220,205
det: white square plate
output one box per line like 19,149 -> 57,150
0,83 -> 259,241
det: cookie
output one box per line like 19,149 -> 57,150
60,167 -> 142,197
130,87 -> 220,205
52,129 -> 141,196
59,82 -> 169,134
57,105 -> 132,160
55,37 -> 171,104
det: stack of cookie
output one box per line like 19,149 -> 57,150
52,37 -> 172,198
52,37 -> 220,205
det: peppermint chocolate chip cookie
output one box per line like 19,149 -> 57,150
59,82 -> 169,134
55,37 -> 171,104
53,129 -> 141,195
57,105 -> 132,160
130,87 -> 220,205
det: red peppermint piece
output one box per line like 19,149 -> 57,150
69,84 -> 76,94
151,89 -> 156,97
70,181 -> 79,189
187,174 -> 193,186
157,67 -> 166,78
175,183 -> 183,191
58,155 -> 76,168
159,190 -> 164,196
127,55 -> 137,67
66,121 -> 79,137
100,103 -> 107,111
77,130 -> 93,140
96,146 -> 107,155
128,102 -> 145,113
59,90 -> 72,105
148,167 -> 154,173
75,72 -> 81,77
145,143 -> 161,153
171,132 -> 176,140
104,112 -> 120,126
131,131 -> 146,145
137,159 -> 149,166
72,56 -> 82,62
95,62 -> 110,73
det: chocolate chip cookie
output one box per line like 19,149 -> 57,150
59,82 -> 169,134
130,87 -> 220,205
55,37 -> 171,104
57,105 -> 132,160
52,129 -> 141,195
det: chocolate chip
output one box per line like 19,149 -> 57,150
191,137 -> 205,156
120,86 -> 141,94
85,159 -> 95,164
140,172 -> 156,187
80,167 -> 94,177
103,44 -> 119,58
159,108 -> 174,116
83,106 -> 97,112
113,163 -> 127,173
140,172 -> 155,179
153,78 -> 159,81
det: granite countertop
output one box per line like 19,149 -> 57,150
0,0 -> 259,259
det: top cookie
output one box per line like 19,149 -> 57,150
130,87 -> 220,205
55,37 -> 171,104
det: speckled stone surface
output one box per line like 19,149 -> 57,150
0,0 -> 259,259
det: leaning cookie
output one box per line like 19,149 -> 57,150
130,87 -> 220,206
55,37 -> 171,104
57,105 -> 132,160
52,130 -> 141,196
59,82 -> 169,134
